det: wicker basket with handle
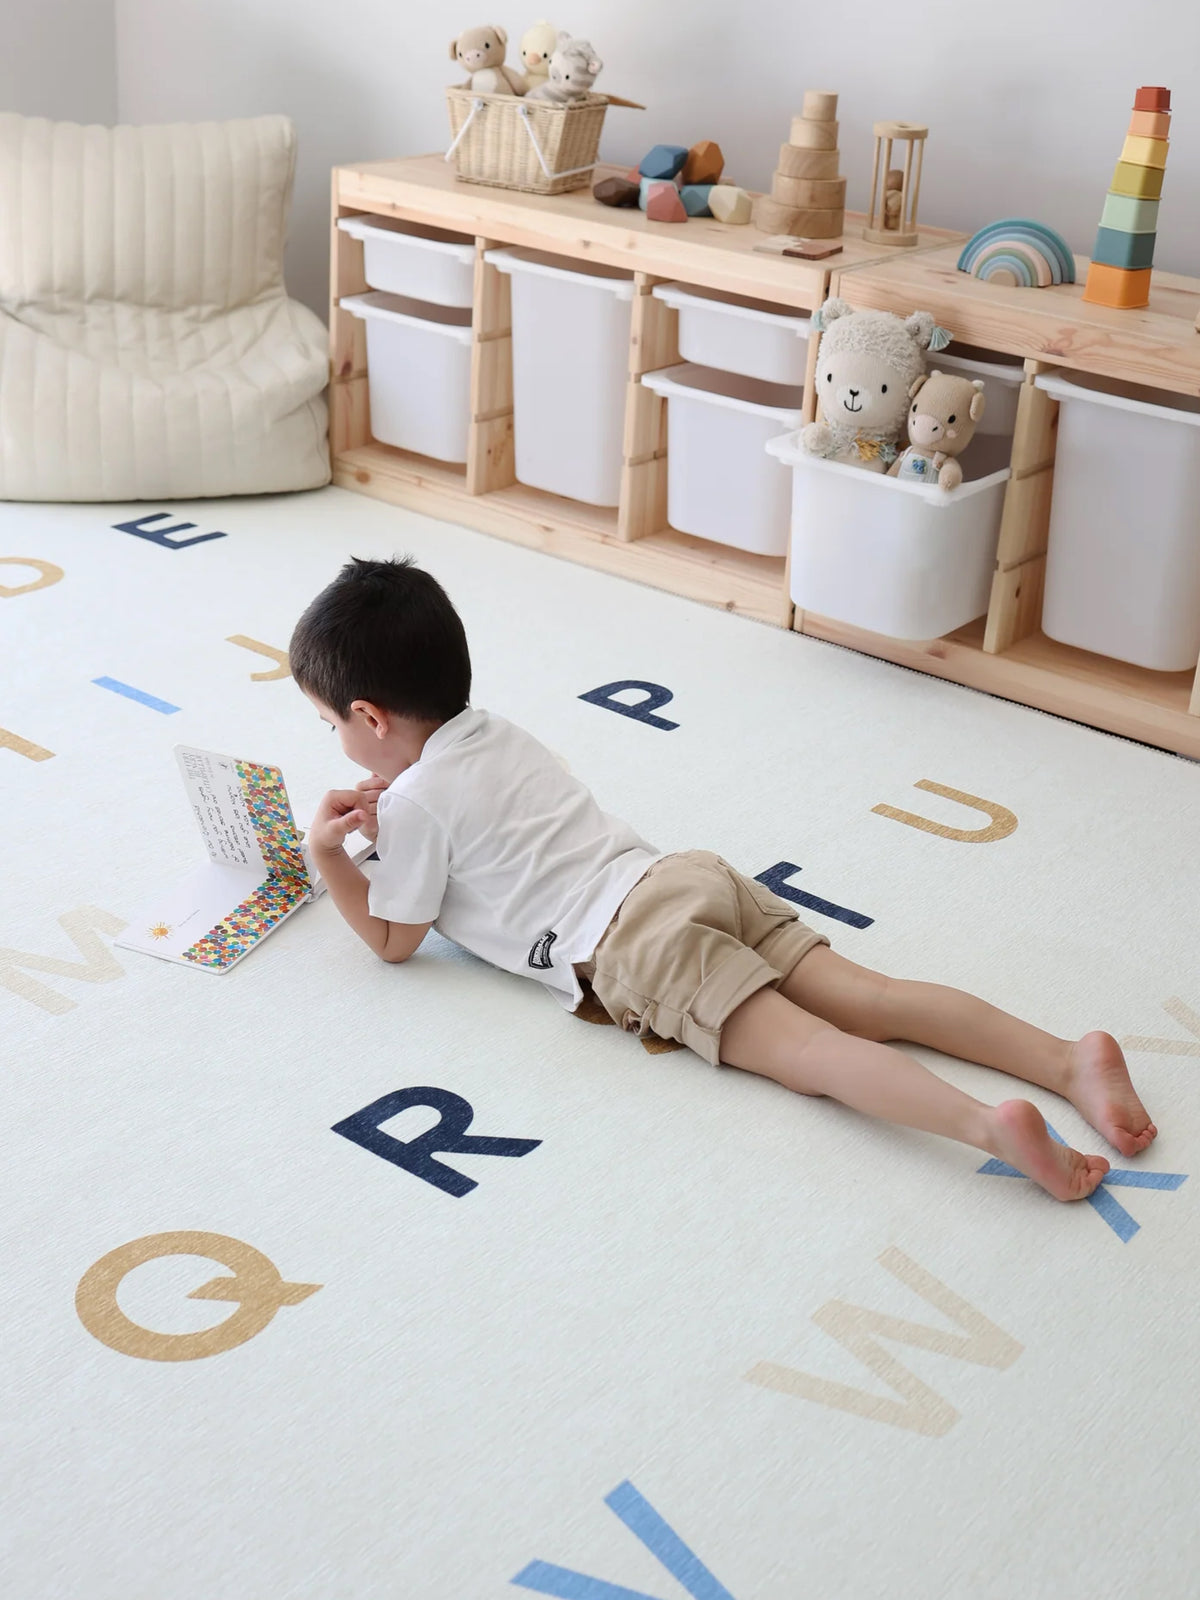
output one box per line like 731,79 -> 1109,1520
445,88 -> 610,194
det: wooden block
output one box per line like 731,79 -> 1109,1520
1092,225 -> 1156,271
802,90 -> 839,121
1081,261 -> 1152,308
1099,192 -> 1159,233
682,140 -> 724,185
1128,109 -> 1170,139
638,143 -> 688,180
771,174 -> 847,208
1110,160 -> 1164,198
787,206 -> 844,239
680,183 -> 714,216
1133,85 -> 1171,112
783,241 -> 843,260
777,144 -> 839,179
639,175 -> 678,209
789,117 -> 839,149
709,185 -> 753,224
594,175 -> 640,207
1120,134 -> 1169,169
646,182 -> 688,222
752,194 -> 799,233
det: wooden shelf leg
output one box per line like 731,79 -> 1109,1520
983,357 -> 1059,655
1190,656 -> 1200,717
329,182 -> 371,461
616,273 -> 679,542
466,238 -> 515,496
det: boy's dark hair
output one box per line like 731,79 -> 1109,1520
289,556 -> 471,722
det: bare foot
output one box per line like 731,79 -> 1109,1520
989,1099 -> 1109,1201
1065,1031 -> 1157,1157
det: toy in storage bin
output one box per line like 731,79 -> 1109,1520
769,434 -> 1011,639
341,292 -> 473,463
485,248 -> 635,505
931,347 -> 1026,439
641,366 -> 804,555
1035,369 -> 1200,672
337,216 -> 476,307
651,283 -> 811,386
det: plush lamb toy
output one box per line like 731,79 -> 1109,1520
525,33 -> 603,103
889,371 -> 986,490
520,20 -> 559,87
451,25 -> 528,95
800,298 -> 952,472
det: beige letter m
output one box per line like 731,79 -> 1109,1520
745,1246 -> 1022,1436
0,907 -> 128,1015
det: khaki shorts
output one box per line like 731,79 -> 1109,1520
576,849 -> 830,1066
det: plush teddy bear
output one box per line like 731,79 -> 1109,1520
450,25 -> 528,95
800,298 -> 952,472
888,371 -> 986,490
525,34 -> 603,103
520,20 -> 559,87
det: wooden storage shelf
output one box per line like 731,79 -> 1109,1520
813,245 -> 1200,759
330,154 -> 961,629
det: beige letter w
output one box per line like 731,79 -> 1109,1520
744,1247 -> 1022,1436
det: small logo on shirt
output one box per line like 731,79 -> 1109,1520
527,930 -> 557,970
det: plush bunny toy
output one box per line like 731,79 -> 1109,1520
888,371 -> 986,490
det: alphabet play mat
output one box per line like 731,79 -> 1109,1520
4,489 -> 1198,1598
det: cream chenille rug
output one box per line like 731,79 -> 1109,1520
2,488 -> 1198,1599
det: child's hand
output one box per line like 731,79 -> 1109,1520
351,774 -> 389,844
308,788 -> 372,855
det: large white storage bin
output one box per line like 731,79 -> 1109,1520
651,283 -> 811,386
640,365 -> 804,555
342,291 -> 473,463
485,248 -> 635,506
768,434 -> 1011,639
337,215 -> 476,307
933,347 -> 1026,438
1036,370 -> 1200,672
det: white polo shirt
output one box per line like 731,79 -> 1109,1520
367,707 -> 662,1008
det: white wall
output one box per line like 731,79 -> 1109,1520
2,0 -> 116,125
104,0 -> 1200,318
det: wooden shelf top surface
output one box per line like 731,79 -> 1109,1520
335,153 -> 964,311
836,244 -> 1200,394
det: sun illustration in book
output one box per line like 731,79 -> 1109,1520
147,922 -> 172,940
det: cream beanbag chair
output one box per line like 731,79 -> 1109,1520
0,113 -> 330,500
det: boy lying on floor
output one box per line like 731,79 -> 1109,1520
292,556 -> 1156,1203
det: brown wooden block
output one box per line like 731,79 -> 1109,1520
789,117 -> 839,149
778,144 -> 840,179
593,175 -> 640,207
772,174 -> 847,207
752,194 -> 800,233
789,206 -> 844,238
802,89 -> 839,121
783,241 -> 844,259
646,182 -> 688,223
1133,85 -> 1170,111
682,139 -> 724,185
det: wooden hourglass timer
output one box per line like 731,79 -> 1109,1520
863,121 -> 928,246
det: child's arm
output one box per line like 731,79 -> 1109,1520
308,789 -> 432,963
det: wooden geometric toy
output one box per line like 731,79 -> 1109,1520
682,141 -> 723,185
645,182 -> 687,223
754,91 -> 846,238
708,185 -> 752,225
956,219 -> 1076,286
638,144 -> 688,181
679,183 -> 714,217
1084,86 -> 1172,309
593,175 -> 640,208
863,121 -> 928,246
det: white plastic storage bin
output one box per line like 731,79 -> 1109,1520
651,283 -> 811,386
337,215 -> 476,307
485,248 -> 635,506
640,365 -> 804,555
1036,370 -> 1200,672
768,434 -> 1011,639
932,347 -> 1026,438
341,291 -> 473,463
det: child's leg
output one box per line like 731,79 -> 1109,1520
719,985 -> 1110,1202
778,947 -> 1156,1157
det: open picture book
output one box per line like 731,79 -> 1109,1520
115,746 -> 375,973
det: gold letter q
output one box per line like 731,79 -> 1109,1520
75,1231 -> 321,1362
